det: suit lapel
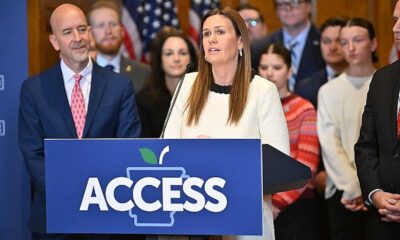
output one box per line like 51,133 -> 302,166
120,56 -> 135,76
120,56 -> 128,74
83,63 -> 106,137
276,30 -> 284,44
298,26 -> 319,78
320,69 -> 328,85
45,64 -> 77,137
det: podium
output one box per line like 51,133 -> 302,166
263,144 -> 311,194
45,139 -> 310,235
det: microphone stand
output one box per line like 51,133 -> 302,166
160,63 -> 193,138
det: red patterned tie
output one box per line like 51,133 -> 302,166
71,74 -> 86,139
397,109 -> 400,137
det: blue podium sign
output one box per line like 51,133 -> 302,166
45,139 -> 262,235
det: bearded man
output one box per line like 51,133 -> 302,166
88,0 -> 150,92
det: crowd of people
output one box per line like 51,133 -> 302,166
19,0 -> 400,240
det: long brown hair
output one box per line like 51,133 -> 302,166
186,7 -> 252,126
142,27 -> 198,102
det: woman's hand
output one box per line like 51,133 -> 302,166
272,204 -> 281,219
341,196 -> 367,212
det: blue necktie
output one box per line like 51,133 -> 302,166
288,39 -> 299,91
105,64 -> 115,71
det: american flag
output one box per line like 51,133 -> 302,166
189,0 -> 220,45
121,0 -> 180,62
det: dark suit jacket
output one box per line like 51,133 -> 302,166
136,89 -> 172,138
120,56 -> 151,93
296,68 -> 328,108
251,24 -> 325,91
355,60 -> 400,238
18,61 -> 141,233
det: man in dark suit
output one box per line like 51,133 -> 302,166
251,0 -> 325,92
355,1 -> 400,238
296,16 -> 348,108
18,3 -> 141,239
88,0 -> 151,93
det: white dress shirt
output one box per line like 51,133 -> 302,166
96,53 -> 120,73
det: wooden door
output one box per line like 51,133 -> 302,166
28,0 -> 98,76
28,0 -> 394,75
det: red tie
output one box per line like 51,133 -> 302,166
398,110 -> 400,137
71,74 -> 86,139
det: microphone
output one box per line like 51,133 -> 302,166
160,63 -> 194,138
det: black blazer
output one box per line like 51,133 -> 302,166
136,89 -> 171,138
18,62 -> 141,233
251,24 -> 325,90
355,60 -> 400,237
296,68 -> 328,108
355,60 -> 400,199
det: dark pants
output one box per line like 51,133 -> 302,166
315,192 -> 330,240
32,232 -> 145,240
326,191 -> 365,240
364,207 -> 400,240
274,198 -> 320,240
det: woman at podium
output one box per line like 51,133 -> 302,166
163,7 -> 290,240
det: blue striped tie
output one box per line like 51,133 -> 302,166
288,39 -> 299,91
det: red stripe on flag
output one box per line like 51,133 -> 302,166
189,25 -> 199,45
122,26 -> 136,59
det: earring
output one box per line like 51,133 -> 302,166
205,55 -> 208,61
239,48 -> 243,57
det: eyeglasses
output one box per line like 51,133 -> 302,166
92,21 -> 120,30
244,18 -> 262,27
275,0 -> 310,11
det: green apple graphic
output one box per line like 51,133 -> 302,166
139,146 -> 170,165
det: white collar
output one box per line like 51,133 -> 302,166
61,58 -> 93,84
96,53 -> 120,72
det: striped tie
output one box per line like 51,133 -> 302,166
288,39 -> 299,91
71,74 -> 86,139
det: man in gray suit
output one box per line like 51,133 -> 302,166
88,0 -> 150,93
